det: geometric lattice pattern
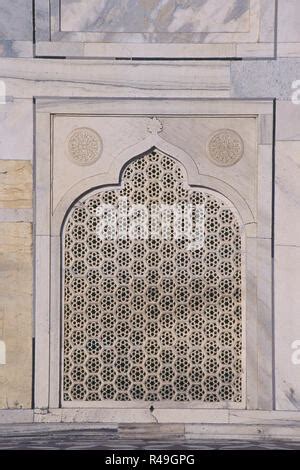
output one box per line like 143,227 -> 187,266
63,149 -> 243,403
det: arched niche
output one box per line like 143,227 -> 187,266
61,148 -> 246,407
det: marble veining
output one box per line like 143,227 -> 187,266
60,0 -> 250,34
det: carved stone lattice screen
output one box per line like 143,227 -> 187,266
62,149 -> 244,405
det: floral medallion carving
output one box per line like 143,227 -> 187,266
67,127 -> 103,166
147,117 -> 163,135
206,129 -> 244,167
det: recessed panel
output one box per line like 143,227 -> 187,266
61,0 -> 250,34
34,0 -> 276,58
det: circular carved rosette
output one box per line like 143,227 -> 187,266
67,127 -> 103,166
206,129 -> 244,167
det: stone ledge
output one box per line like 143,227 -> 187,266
1,409 -> 300,426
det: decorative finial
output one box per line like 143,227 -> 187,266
147,117 -> 163,135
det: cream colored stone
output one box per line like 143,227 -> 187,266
0,160 -> 32,208
0,223 -> 32,409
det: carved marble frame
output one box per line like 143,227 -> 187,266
34,97 -> 274,422
34,0 -> 276,59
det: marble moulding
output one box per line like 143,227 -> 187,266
33,97 -> 273,422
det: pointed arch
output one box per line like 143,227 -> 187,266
61,148 -> 246,406
53,135 -> 255,236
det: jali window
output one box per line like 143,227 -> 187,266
62,149 -> 244,405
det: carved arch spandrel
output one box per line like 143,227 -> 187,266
52,135 -> 255,237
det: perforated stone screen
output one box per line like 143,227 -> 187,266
62,149 -> 244,404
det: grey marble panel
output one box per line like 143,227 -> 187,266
0,40 -> 32,58
60,0 -> 250,34
35,0 -> 50,41
0,0 -> 32,41
231,59 -> 300,100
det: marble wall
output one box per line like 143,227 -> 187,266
0,1 -> 34,408
0,0 -> 299,418
273,1 -> 300,410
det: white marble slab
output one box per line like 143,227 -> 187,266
259,0 -> 276,42
259,114 -> 273,145
278,43 -> 300,58
0,99 -> 33,159
275,142 -> 300,246
276,102 -> 300,141
275,246 -> 300,410
0,59 -> 230,99
278,0 -> 300,43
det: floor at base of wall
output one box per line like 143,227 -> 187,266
0,424 -> 300,450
